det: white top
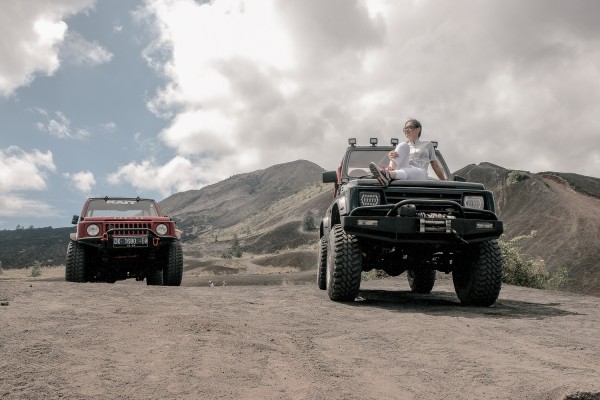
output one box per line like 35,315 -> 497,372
406,139 -> 437,171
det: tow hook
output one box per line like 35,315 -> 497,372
153,237 -> 160,247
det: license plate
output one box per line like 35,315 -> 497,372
113,236 -> 148,247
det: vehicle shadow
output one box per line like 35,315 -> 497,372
354,289 -> 579,319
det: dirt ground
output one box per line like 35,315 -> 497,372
1,268 -> 600,400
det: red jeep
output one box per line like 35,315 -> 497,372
66,197 -> 183,285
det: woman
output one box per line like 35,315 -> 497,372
369,118 -> 446,186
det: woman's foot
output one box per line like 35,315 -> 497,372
369,163 -> 391,187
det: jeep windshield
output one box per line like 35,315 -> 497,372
344,147 -> 449,180
85,199 -> 160,217
345,149 -> 391,178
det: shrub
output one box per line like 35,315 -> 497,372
30,261 -> 42,277
499,232 -> 568,290
362,269 -> 389,281
507,170 -> 530,185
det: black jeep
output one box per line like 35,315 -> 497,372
318,138 -> 503,306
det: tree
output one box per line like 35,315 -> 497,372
303,210 -> 316,231
221,234 -> 242,259
230,234 -> 242,258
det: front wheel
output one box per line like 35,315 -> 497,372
452,240 -> 502,306
66,241 -> 86,282
407,269 -> 436,294
163,241 -> 183,286
326,224 -> 362,301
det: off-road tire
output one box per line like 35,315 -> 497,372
326,224 -> 362,301
163,241 -> 183,286
407,269 -> 436,294
66,241 -> 86,282
317,236 -> 328,290
452,240 -> 502,306
146,268 -> 164,285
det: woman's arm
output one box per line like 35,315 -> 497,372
431,160 -> 447,180
388,150 -> 398,169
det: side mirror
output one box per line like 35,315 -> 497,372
322,171 -> 338,183
453,175 -> 467,182
71,215 -> 79,224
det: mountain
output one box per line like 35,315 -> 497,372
1,159 -> 599,297
160,159 -> 328,233
455,163 -> 600,295
159,159 -> 331,259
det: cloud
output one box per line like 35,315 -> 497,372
64,171 -> 96,194
132,0 -> 600,185
0,146 -> 56,217
107,156 -> 212,197
102,121 -> 117,132
138,0 -> 385,174
61,31 -> 113,66
0,0 -> 96,97
36,110 -> 91,139
0,195 -> 56,218
0,146 -> 56,192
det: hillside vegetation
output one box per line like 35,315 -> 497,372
0,227 -> 72,269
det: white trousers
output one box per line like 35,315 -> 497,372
391,142 -> 427,180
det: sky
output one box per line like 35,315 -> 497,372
1,0 -> 599,230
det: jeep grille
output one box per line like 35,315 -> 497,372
385,191 -> 462,205
385,191 -> 464,215
105,222 -> 151,236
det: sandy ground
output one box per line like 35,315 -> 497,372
1,269 -> 600,400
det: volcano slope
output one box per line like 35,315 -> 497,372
455,163 -> 600,296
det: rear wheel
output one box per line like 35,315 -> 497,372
407,269 -> 436,294
317,236 -> 327,290
163,242 -> 183,286
146,268 -> 163,285
66,241 -> 86,282
326,224 -> 362,301
453,240 -> 502,306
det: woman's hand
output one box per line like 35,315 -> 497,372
388,150 -> 398,160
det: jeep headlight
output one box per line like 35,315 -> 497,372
156,224 -> 168,236
464,195 -> 484,210
359,191 -> 381,206
86,224 -> 100,236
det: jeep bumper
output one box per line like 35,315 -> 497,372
341,215 -> 503,244
76,228 -> 179,249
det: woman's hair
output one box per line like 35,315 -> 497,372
406,118 -> 422,138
